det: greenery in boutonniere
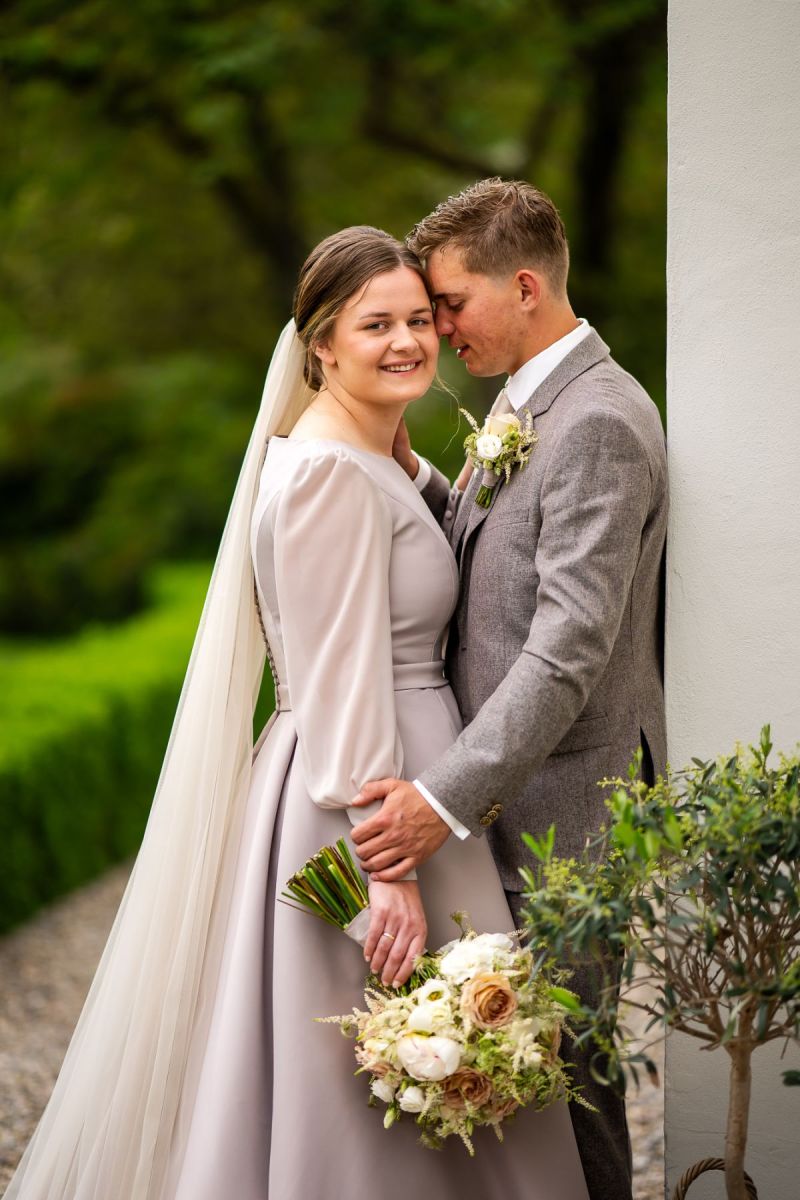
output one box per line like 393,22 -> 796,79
519,727 -> 800,1200
460,407 -> 538,507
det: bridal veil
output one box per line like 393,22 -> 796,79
5,321 -> 312,1200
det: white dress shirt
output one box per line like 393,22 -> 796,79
413,319 -> 591,839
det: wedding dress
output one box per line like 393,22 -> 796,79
168,436 -> 590,1200
3,325 -> 588,1200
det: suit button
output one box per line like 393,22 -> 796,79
479,814 -> 494,827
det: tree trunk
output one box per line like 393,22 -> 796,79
569,6 -> 665,325
724,1044 -> 753,1200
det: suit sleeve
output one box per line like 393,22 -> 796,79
418,407 -> 654,835
273,450 -> 404,828
420,463 -> 462,538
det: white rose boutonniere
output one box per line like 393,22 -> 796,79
460,406 -> 538,508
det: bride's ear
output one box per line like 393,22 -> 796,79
314,339 -> 336,368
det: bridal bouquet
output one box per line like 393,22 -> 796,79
284,840 -> 582,1154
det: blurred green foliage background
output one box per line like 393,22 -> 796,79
0,0 -> 665,922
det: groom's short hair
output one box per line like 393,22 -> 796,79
407,178 -> 569,296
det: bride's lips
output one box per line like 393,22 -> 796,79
379,360 -> 423,374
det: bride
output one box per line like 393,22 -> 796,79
4,226 -> 589,1200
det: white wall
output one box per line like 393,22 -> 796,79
666,1 -> 800,1196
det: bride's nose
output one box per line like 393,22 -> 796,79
389,325 -> 417,352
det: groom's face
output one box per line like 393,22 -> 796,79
427,247 -> 527,378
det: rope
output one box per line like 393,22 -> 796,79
672,1157 -> 758,1199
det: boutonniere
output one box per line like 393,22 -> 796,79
460,407 -> 538,508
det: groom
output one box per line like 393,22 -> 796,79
350,178 -> 667,1200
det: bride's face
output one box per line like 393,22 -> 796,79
316,267 -> 438,405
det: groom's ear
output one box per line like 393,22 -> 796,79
516,269 -> 543,310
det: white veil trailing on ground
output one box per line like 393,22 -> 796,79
5,320 -> 313,1200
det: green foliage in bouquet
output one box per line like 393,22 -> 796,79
520,727 -> 800,1200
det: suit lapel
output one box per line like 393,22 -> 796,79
456,329 -> 610,565
450,469 -> 478,556
519,328 -> 610,421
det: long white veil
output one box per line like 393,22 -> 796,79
5,320 -> 313,1200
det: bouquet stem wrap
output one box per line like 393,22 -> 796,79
475,469 -> 500,508
343,906 -> 373,947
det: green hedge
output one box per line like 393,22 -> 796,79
0,562 -> 279,932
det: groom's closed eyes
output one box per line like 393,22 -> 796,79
434,296 -> 465,313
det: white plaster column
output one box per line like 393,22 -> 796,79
666,1 -> 800,1196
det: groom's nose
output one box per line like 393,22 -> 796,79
435,308 -> 455,337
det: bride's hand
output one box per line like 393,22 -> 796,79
363,879 -> 427,988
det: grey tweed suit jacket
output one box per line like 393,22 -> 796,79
419,329 -> 667,891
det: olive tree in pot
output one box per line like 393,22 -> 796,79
520,727 -> 799,1200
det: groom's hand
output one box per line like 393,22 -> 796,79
391,419 -> 419,480
350,779 -> 450,880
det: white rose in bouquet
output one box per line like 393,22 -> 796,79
475,432 -> 503,461
396,1035 -> 462,1081
399,1085 -> 426,1113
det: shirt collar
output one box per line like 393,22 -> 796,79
505,318 -> 591,411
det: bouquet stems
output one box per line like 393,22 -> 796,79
283,839 -> 369,929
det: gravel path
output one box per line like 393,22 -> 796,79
0,866 -> 664,1197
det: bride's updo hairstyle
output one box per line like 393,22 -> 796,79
293,226 -> 429,390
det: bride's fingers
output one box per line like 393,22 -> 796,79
368,929 -> 398,978
381,931 -> 415,987
390,933 -> 427,987
363,907 -> 392,963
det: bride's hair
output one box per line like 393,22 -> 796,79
293,226 -> 429,390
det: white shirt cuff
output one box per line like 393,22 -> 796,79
412,455 -> 432,492
413,779 -> 471,839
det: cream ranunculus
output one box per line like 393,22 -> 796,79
485,412 -> 520,437
398,1085 -> 426,1113
413,977 -> 452,1004
405,1000 -> 451,1035
396,1034 -> 462,1081
475,432 -> 503,461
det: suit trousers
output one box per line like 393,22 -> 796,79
505,890 -> 632,1200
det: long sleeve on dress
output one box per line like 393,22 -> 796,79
273,448 -> 404,826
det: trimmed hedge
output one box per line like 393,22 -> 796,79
0,562 -> 276,932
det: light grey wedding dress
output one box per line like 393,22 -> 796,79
169,436 -> 589,1200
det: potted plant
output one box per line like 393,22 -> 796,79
520,727 -> 800,1200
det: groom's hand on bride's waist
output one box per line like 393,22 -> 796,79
350,780 -> 450,881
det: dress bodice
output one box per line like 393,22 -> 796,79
251,438 -> 459,687
249,437 -> 460,815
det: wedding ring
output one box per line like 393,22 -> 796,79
381,932 -> 396,941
